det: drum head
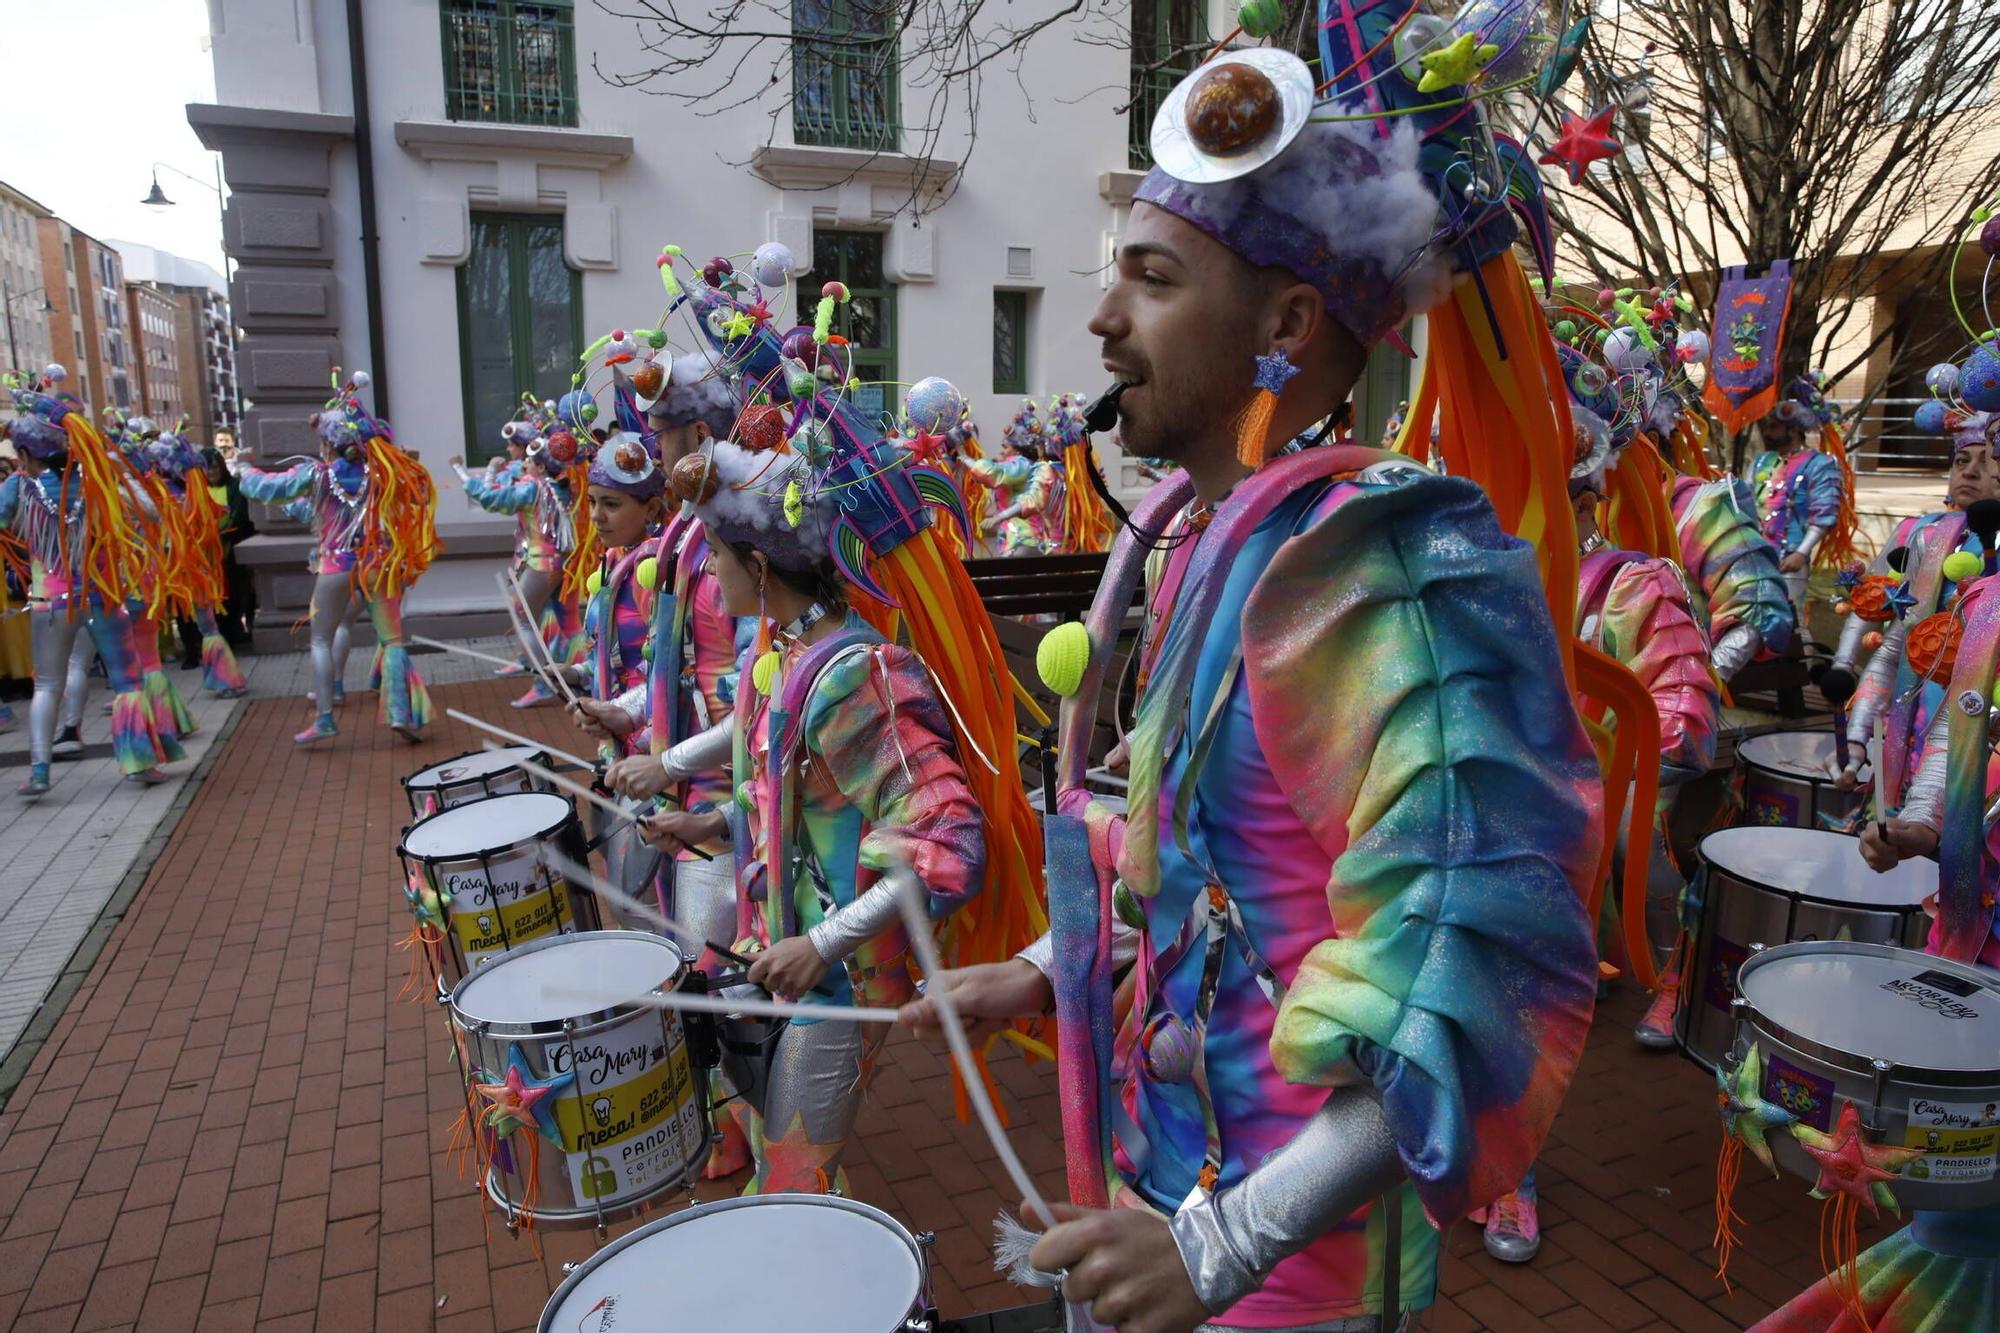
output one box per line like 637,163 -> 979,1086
406,746 -> 542,790
402,791 -> 571,859
1738,731 -> 1867,777
541,1197 -> 920,1332
1699,826 -> 1934,907
1741,943 -> 2000,1073
454,932 -> 682,1025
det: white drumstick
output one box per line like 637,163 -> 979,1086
539,983 -> 899,1026
884,862 -> 1055,1230
541,848 -> 699,950
411,635 -> 519,670
497,569 -> 579,706
445,707 -> 597,772
508,752 -> 636,829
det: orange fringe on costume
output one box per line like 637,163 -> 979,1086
356,435 -> 441,599
560,462 -> 602,605
60,413 -> 146,614
1060,440 -> 1115,554
1814,421 -> 1871,572
1397,252 -> 1657,948
178,474 -> 230,609
1606,437 -> 1681,563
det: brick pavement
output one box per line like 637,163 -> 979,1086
0,677 -> 1894,1330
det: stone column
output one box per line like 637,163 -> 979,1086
187,103 -> 355,644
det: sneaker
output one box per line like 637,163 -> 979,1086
51,725 -> 84,759
18,763 -> 50,798
509,686 -> 554,710
1481,1189 -> 1541,1263
493,662 -> 527,678
1634,972 -> 1682,1050
125,766 -> 170,786
216,687 -> 248,700
294,715 -> 338,746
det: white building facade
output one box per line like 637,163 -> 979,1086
0,182 -> 54,388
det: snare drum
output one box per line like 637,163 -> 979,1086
1729,940 -> 2000,1211
402,746 -> 549,818
450,932 -> 711,1226
1679,826 -> 1934,1069
537,1195 -> 934,1331
399,791 -> 598,990
1737,731 -> 1871,831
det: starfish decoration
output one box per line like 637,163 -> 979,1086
721,311 -> 757,340
906,429 -> 949,465
1716,1043 -> 1796,1176
756,1111 -> 842,1194
743,301 -> 773,324
1538,106 -> 1623,185
1253,348 -> 1301,395
471,1046 -> 572,1144
1416,32 -> 1500,93
1791,1101 -> 1926,1217
1887,580 -> 1918,620
1610,292 -> 1661,348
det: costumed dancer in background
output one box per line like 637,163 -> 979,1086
450,400 -> 583,710
1047,392 -> 1116,555
1664,418 -> 1796,684
153,433 -> 250,697
1748,373 -> 1864,633
106,418 -> 199,750
239,371 -> 437,744
966,400 -> 1054,556
0,371 -> 174,795
899,11 -> 1627,1324
1827,412 -> 2000,807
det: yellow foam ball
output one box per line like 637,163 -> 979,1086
1944,550 -> 1984,584
751,648 -> 783,696
636,556 -> 660,591
1036,621 -> 1091,697
585,567 -> 605,597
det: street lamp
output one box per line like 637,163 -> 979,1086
138,159 -> 241,425
3,284 -> 56,377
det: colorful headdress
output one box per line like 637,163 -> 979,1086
678,439 -> 834,575
647,349 -> 740,440
1769,372 -> 1838,430
315,369 -> 390,452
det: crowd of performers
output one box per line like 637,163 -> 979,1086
0,369 -> 253,796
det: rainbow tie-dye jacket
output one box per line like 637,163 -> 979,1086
1751,449 -> 1844,555
1669,475 -> 1795,657
1577,550 -> 1720,783
1087,466 -> 1601,1325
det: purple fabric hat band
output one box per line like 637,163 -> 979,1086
586,434 -> 665,499
1132,115 -> 1442,348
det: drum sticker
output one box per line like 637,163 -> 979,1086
1878,972 -> 1983,1020
1763,1055 -> 1837,1132
444,859 -> 573,966
545,1015 -> 702,1208
1749,794 -> 1798,827
1901,1098 -> 2000,1183
1703,937 -> 1750,1012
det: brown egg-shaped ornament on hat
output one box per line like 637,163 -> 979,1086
1149,47 -> 1317,185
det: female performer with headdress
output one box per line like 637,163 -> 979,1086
1,371 -> 176,795
239,371 -> 437,744
1749,374 -> 1865,628
149,431 -> 250,699
966,401 -> 1055,556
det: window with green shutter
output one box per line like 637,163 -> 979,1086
804,230 -> 898,419
993,290 -> 1028,395
793,0 -> 900,150
456,214 -> 581,465
442,0 -> 578,127
1129,0 -> 1209,169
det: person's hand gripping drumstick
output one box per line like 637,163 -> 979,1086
1860,817 -> 1939,872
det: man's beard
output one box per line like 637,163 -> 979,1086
1118,355 -> 1257,464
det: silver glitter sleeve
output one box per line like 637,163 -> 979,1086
611,683 -> 648,724
806,879 -> 905,964
1847,618 -> 1907,753
1711,624 -> 1762,680
1831,612 -> 1865,674
1796,524 -> 1828,559
1899,710 -> 1950,833
661,715 -> 733,781
1014,918 -> 1141,981
1168,1092 -> 1405,1315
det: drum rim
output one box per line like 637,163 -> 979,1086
398,790 -> 577,861
448,928 -> 689,1039
402,745 -> 548,791
1735,940 -> 2000,1085
536,1193 -> 924,1331
1736,730 -> 1872,786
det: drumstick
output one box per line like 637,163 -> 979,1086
512,754 -> 716,862
884,861 -> 1056,1230
539,984 -> 900,1026
446,708 -> 597,772
543,849 -> 752,970
410,635 -> 520,671
497,569 -> 580,707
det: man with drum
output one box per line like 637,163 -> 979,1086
899,15 -> 1606,1328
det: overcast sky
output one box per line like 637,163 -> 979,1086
9,1 -> 222,274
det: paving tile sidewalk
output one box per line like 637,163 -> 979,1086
0,677 -> 1880,1330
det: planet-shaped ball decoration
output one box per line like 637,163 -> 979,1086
1392,14 -> 1451,85
1675,330 -> 1710,364
751,242 -> 795,288
1944,550 -> 1985,584
1460,0 -> 1545,82
1926,363 -> 1962,396
1983,217 -> 2000,258
1914,399 -> 1950,434
1962,346 -> 2000,411
1236,0 -> 1285,38
629,361 -> 665,401
905,377 -> 966,435
1603,326 -> 1652,372
1185,61 -> 1280,156
780,328 -> 820,368
1573,361 -> 1609,397
736,404 -> 788,453
670,454 -> 719,505
703,256 -> 735,287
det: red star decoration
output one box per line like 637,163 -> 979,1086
1791,1101 -> 1927,1217
745,301 -> 773,324
1538,106 -> 1624,185
907,429 -> 948,464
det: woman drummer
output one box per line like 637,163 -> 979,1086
638,438 -> 986,1195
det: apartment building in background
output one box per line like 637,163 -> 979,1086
0,182 -> 54,383
115,240 -> 240,440
126,280 -> 187,426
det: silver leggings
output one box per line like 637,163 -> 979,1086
666,852 -> 738,959
308,572 -> 360,712
757,1014 -> 882,1189
30,609 -> 131,765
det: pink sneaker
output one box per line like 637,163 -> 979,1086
510,684 -> 555,710
1634,970 -> 1681,1050
294,716 -> 338,745
1482,1188 -> 1540,1263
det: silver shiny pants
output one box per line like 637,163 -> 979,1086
308,572 -> 359,714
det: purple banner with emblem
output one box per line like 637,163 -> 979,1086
1704,260 -> 1793,432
